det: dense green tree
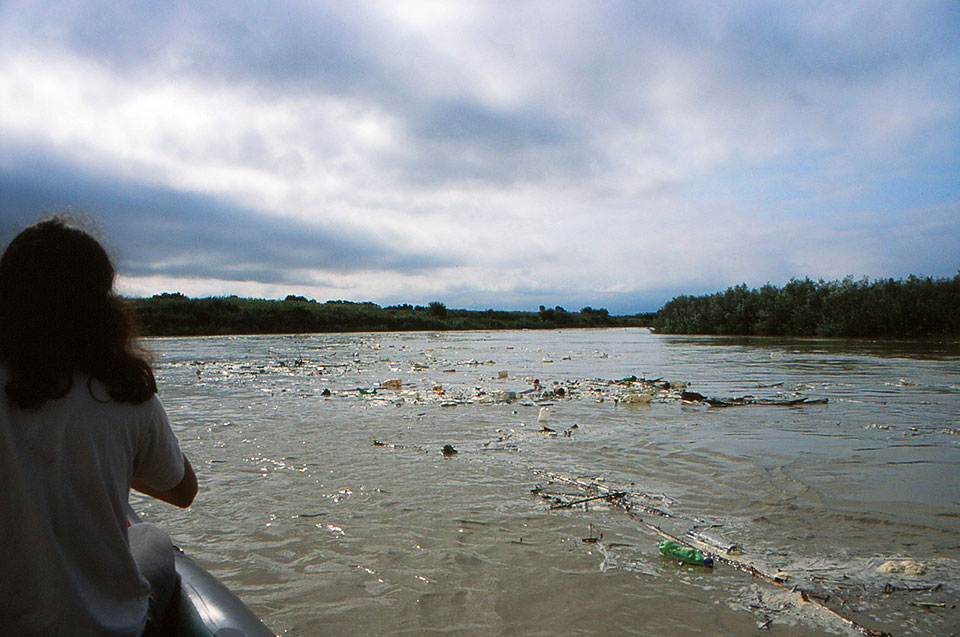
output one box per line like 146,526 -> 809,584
128,296 -> 648,336
652,274 -> 960,338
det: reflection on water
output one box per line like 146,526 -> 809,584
138,329 -> 960,636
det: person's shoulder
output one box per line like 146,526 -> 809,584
82,375 -> 164,415
136,392 -> 169,426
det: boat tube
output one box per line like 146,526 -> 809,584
127,505 -> 273,636
171,544 -> 274,636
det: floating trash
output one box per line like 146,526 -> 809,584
537,406 -> 550,425
878,559 -> 926,576
659,540 -> 714,568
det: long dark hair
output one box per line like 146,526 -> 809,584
0,217 -> 156,409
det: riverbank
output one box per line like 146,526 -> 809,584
129,294 -> 654,337
652,275 -> 960,338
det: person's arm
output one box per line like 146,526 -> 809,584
131,454 -> 198,508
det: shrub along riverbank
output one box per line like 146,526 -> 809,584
130,294 -> 655,337
130,274 -> 959,339
651,274 -> 960,338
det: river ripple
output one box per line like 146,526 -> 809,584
136,329 -> 960,636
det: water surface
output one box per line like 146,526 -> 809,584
137,329 -> 960,635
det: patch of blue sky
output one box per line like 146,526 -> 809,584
690,148 -> 839,213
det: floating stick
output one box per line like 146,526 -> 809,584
549,491 -> 626,509
533,469 -> 891,637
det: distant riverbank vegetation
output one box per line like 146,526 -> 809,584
652,275 -> 960,338
129,274 -> 958,338
130,294 -> 655,337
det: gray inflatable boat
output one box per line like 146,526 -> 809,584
170,544 -> 273,636
127,505 -> 273,636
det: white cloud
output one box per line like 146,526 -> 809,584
2,1 -> 958,312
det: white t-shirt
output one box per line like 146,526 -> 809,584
0,367 -> 185,636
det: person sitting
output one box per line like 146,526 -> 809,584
0,217 -> 198,636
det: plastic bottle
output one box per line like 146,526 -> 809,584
658,540 -> 714,567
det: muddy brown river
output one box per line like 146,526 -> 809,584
137,329 -> 960,635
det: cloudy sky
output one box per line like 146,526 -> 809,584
1,1 -> 958,313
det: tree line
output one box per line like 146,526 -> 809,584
651,274 -> 960,338
130,293 -> 654,337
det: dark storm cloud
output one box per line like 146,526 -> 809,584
0,148 -> 450,286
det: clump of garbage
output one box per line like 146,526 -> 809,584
335,372 -> 828,410
878,558 -> 926,576
177,345 -> 827,410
